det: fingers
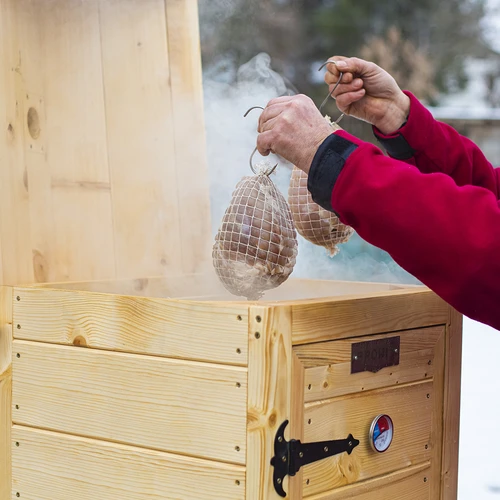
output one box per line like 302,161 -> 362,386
258,102 -> 288,132
329,78 -> 363,98
258,94 -> 313,132
256,130 -> 274,156
335,88 -> 366,111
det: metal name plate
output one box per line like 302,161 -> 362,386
351,336 -> 400,374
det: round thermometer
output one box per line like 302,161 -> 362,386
369,414 -> 394,453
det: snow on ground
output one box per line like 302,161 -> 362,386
458,318 -> 500,498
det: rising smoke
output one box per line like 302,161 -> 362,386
202,51 -> 419,285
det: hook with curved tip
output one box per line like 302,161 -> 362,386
244,105 -> 278,176
243,105 -> 265,118
318,60 -> 345,124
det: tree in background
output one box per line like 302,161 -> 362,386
199,0 -> 492,106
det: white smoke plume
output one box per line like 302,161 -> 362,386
203,52 -> 419,285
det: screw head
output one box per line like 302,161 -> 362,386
353,355 -> 358,360
278,436 -> 283,443
324,446 -> 329,453
277,478 -> 282,485
281,456 -> 287,463
299,451 -> 303,458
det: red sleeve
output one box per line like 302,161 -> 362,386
330,130 -> 500,331
373,91 -> 500,198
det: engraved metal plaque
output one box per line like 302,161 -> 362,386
351,336 -> 400,374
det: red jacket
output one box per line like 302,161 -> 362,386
307,91 -> 500,330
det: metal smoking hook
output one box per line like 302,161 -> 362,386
318,59 -> 345,124
244,106 -> 278,176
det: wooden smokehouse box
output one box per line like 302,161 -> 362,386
3,275 -> 461,500
0,0 -> 462,498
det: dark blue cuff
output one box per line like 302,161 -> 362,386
375,132 -> 415,160
307,134 -> 358,213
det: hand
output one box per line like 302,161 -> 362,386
324,57 -> 410,134
256,95 -> 333,174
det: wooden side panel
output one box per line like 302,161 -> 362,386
441,308 -> 462,500
99,0 -> 183,278
13,287 -> 248,365
246,306 -> 294,499
165,0 -> 212,274
12,340 -> 247,464
295,327 -> 443,402
0,0 -> 33,284
0,0 -> 210,286
292,290 -> 449,345
309,463 -> 430,500
0,288 -> 12,500
302,381 -> 433,496
12,426 -> 245,500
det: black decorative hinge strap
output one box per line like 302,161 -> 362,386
270,420 -> 360,498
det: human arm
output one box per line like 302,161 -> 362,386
325,57 -> 500,197
257,95 -> 500,330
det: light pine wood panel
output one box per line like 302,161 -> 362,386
307,462 -> 430,500
295,327 -> 444,402
430,325 -> 446,499
0,0 -> 34,285
12,425 -> 245,500
165,0 -> 212,274
289,353 -> 306,500
246,305 -> 295,499
28,0 -> 116,283
292,289 -> 449,345
302,381 -> 433,496
0,288 -> 12,500
0,0 -> 211,286
13,287 -> 248,365
12,340 -> 247,464
441,308 -> 463,500
99,0 -> 183,278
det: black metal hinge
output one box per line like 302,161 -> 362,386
270,420 -> 359,497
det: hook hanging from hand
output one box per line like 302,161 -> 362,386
318,60 -> 345,125
244,106 -> 278,176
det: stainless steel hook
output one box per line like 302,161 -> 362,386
318,59 -> 345,124
244,106 -> 278,176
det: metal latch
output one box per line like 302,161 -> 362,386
270,420 -> 359,497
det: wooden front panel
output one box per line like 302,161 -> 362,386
289,324 -> 446,499
12,426 -> 245,500
12,341 -> 247,464
13,287 -> 249,366
292,289 -> 448,345
0,0 -> 211,286
295,327 -> 443,402
0,288 -> 12,500
302,381 -> 433,496
310,463 -> 430,500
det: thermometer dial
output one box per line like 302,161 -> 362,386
369,414 -> 394,453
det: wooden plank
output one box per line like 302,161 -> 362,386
307,462 -> 431,500
303,381 -> 433,496
30,0 -> 116,283
0,0 -> 33,285
292,289 -> 449,345
289,352 -> 305,500
13,287 -> 248,366
12,425 -> 245,500
246,305 -> 294,499
295,327 -> 444,402
99,0 -> 185,279
12,340 -> 247,464
0,287 -> 12,500
165,0 -> 212,275
441,308 -> 462,500
430,324 -> 446,499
